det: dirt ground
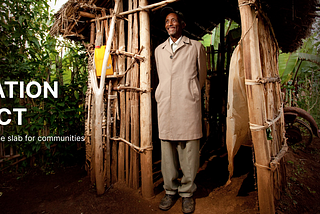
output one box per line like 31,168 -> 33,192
1,138 -> 320,214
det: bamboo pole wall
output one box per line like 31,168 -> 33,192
85,0 -> 158,197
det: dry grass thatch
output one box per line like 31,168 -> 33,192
49,0 -> 318,54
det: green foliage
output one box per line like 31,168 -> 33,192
201,19 -> 240,71
201,19 -> 240,48
279,27 -> 320,125
279,52 -> 299,84
0,0 -> 87,170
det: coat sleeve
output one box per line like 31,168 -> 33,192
154,47 -> 159,73
198,44 -> 207,88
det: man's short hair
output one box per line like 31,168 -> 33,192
161,7 -> 185,24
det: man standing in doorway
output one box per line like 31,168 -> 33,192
155,7 -> 207,214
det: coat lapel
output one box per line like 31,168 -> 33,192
161,36 -> 190,55
175,36 -> 190,53
162,39 -> 173,55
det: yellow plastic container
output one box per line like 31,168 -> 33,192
94,45 -> 113,76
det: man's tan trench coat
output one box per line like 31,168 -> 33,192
155,36 -> 207,141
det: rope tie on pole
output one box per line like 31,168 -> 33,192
249,104 -> 283,131
238,0 -> 256,8
254,162 -> 271,170
245,76 -> 281,85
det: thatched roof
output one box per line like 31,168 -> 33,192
50,0 -> 318,52
263,0 -> 319,52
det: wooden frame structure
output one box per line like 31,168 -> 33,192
49,0 -> 317,213
78,0 -> 182,199
83,0 -> 168,198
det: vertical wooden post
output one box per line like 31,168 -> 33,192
91,0 -> 120,195
204,47 -> 211,138
131,0 -> 140,190
105,80 -> 113,187
89,23 -> 96,186
90,23 -> 95,45
139,0 -> 154,199
93,86 -> 105,195
111,13 -> 119,184
118,0 -> 126,182
126,0 -> 133,186
219,19 -> 226,147
238,1 -> 275,213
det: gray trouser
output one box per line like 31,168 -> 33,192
161,139 -> 200,197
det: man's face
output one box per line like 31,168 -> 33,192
165,13 -> 185,39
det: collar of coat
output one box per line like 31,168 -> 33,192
161,35 -> 190,54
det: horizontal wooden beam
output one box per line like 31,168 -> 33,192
90,0 -> 180,22
0,157 -> 27,172
80,11 -> 95,19
0,154 -> 20,163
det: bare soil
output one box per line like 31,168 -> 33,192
0,138 -> 319,214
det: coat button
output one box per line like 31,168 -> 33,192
170,55 -> 173,59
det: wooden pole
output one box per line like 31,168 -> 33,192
91,0 -> 120,195
219,18 -> 226,148
139,0 -> 154,199
126,0 -> 133,186
99,0 -> 120,89
90,23 -> 95,45
105,80 -> 113,187
204,47 -> 211,138
93,80 -> 105,195
238,1 -> 275,213
89,25 -> 96,186
131,0 -> 140,190
118,0 -> 126,182
111,16 -> 119,184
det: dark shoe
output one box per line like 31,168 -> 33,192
159,194 -> 178,211
182,196 -> 195,214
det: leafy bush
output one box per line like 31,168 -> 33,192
0,0 -> 88,169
